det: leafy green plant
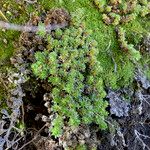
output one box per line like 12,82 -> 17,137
31,11 -> 108,137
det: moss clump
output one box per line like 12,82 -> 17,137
102,26 -> 141,89
91,0 -> 150,89
31,10 -> 108,137
103,59 -> 135,89
117,27 -> 141,61
93,0 -> 150,25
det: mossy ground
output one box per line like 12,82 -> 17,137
0,0 -> 150,99
0,1 -> 28,65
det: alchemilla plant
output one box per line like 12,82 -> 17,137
31,10 -> 108,137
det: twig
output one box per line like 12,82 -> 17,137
105,40 -> 111,52
134,129 -> 150,150
0,21 -> 68,32
105,40 -> 117,72
0,73 -> 8,91
111,56 -> 117,73
21,104 -> 25,127
24,0 -> 37,4
0,10 -> 8,21
18,124 -> 47,150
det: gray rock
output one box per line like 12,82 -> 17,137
107,90 -> 130,117
135,69 -> 150,89
0,137 -> 5,150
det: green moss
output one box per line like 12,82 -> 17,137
103,58 -> 134,89
140,53 -> 150,80
90,0 -> 150,88
145,70 -> 150,80
76,144 -> 87,150
0,0 -> 31,66
122,18 -> 147,45
0,75 -> 8,113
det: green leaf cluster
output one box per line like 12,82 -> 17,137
31,13 -> 108,137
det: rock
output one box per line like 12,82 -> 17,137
135,69 -> 150,89
107,90 -> 130,117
